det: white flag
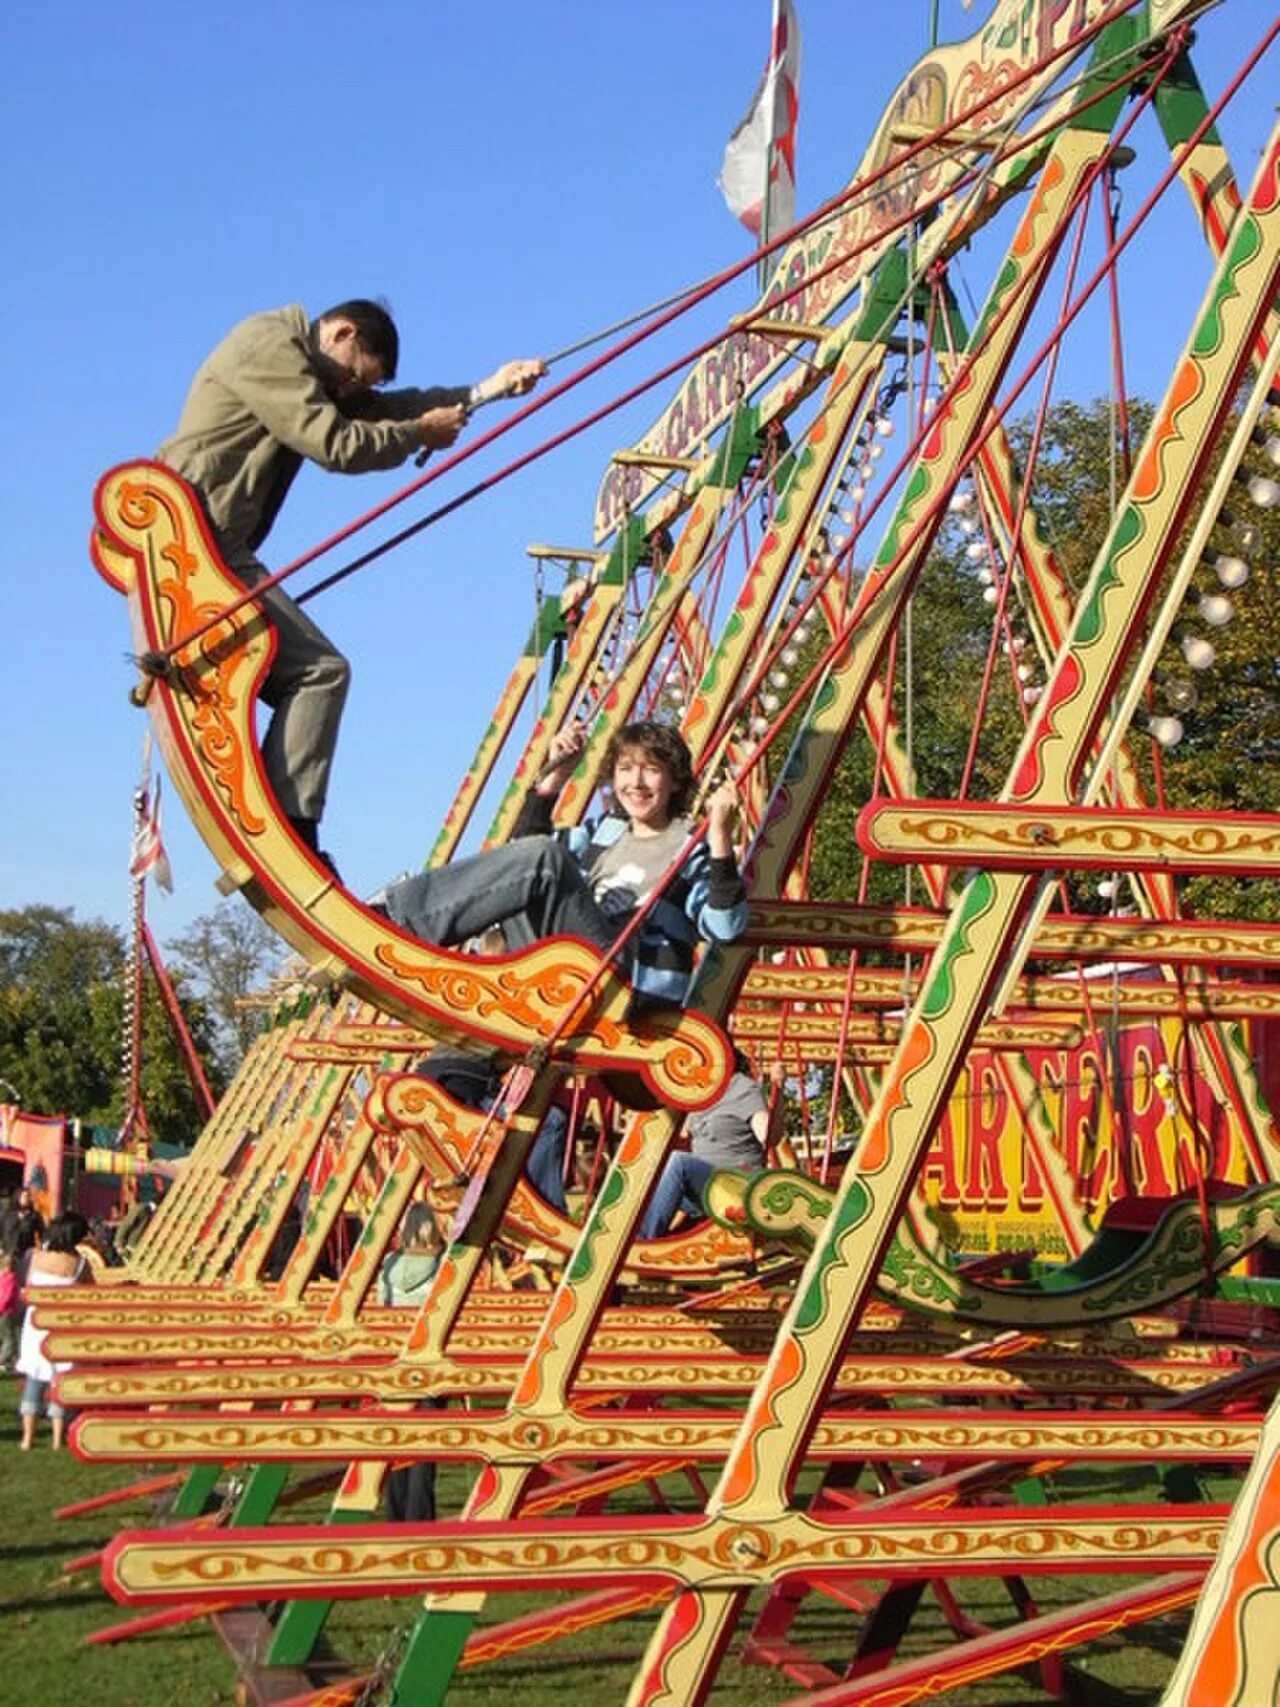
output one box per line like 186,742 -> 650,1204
130,774 -> 174,894
718,0 -> 801,244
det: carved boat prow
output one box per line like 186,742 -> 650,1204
91,460 -> 731,1113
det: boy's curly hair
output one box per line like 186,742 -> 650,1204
603,720 -> 695,817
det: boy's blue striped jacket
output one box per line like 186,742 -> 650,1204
513,792 -> 748,1008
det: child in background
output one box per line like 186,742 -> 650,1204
378,1202 -> 445,1522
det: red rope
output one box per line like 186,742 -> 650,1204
282,18 -> 1167,622
1072,958 -> 1132,1198
698,95 -> 1141,776
719,21 -> 1267,797
957,181 -> 1093,798
1168,971 -> 1216,1207
152,0 -> 1153,663
580,1093 -> 615,1205
1102,167 -> 1135,481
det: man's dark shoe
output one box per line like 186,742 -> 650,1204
287,814 -> 320,851
287,815 -> 341,882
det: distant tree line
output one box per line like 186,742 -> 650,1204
0,899 -> 282,1145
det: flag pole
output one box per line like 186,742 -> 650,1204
719,0 -> 797,295
757,0 -> 782,297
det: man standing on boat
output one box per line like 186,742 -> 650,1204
158,299 -> 543,866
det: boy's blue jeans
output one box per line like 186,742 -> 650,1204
387,837 -> 618,956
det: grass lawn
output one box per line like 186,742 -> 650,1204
0,1381 -> 1212,1705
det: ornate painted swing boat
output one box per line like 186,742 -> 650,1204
62,3 -> 1280,1702
708,1164 -> 1280,1327
91,462 -> 732,1120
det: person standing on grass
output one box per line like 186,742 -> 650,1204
16,1212 -> 93,1450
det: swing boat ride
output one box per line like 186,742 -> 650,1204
41,0 -> 1280,1700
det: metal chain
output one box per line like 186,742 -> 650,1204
350,1622 -> 411,1707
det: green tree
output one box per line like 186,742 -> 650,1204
1143,433 -> 1280,920
801,395 -> 1279,920
166,900 -> 284,1077
0,905 -> 220,1143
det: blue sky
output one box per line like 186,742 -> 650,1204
1,0 -> 1275,947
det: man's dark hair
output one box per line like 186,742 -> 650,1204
602,720 -> 696,818
316,298 -> 400,381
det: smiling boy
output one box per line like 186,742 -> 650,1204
383,720 -> 746,1010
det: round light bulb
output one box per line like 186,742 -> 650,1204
1022,684 -> 1043,705
840,507 -> 856,525
750,716 -> 769,737
762,692 -> 780,713
1213,553 -> 1250,590
781,647 -> 799,667
1230,515 -> 1262,554
965,540 -> 988,562
948,490 -> 973,513
1148,714 -> 1184,748
875,417 -> 895,438
1245,473 -> 1280,509
1181,634 -> 1215,671
850,482 -> 867,501
1016,663 -> 1032,683
1257,432 -> 1280,469
769,668 -> 790,689
1167,677 -> 1199,711
869,444 -> 884,461
1199,592 -> 1235,627
1096,879 -> 1117,900
770,950 -> 787,964
982,585 -> 999,605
